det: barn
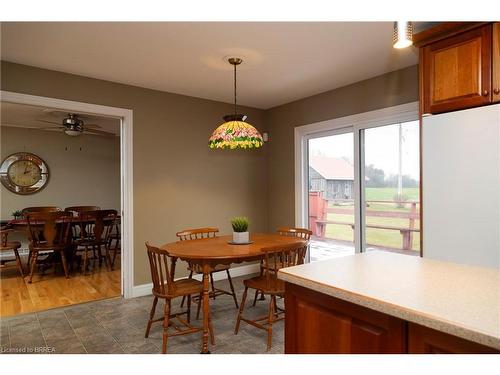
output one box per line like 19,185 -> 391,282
309,156 -> 354,200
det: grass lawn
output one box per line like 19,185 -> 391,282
324,187 -> 420,251
365,187 -> 419,201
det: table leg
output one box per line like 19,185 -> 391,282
201,267 -> 211,354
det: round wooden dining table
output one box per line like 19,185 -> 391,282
161,232 -> 307,354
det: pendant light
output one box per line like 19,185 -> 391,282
209,57 -> 263,149
393,21 -> 413,49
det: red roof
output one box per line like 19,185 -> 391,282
309,156 -> 354,180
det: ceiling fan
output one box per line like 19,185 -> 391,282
36,113 -> 115,137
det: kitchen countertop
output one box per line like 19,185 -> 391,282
278,251 -> 500,350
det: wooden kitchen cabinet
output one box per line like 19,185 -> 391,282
408,323 -> 498,354
420,24 -> 492,114
284,282 -> 500,354
284,284 -> 407,354
493,23 -> 500,102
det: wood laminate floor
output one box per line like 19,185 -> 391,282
0,256 -> 121,317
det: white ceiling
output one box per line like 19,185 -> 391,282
0,22 -> 419,109
1,102 -> 120,135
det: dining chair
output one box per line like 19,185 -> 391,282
176,227 -> 238,319
21,206 -> 62,217
64,206 -> 101,241
64,206 -> 101,214
252,227 -> 313,306
234,241 -> 308,351
0,228 -> 24,278
145,242 -> 214,354
107,216 -> 121,270
26,211 -> 73,283
73,209 -> 117,274
22,207 -> 63,266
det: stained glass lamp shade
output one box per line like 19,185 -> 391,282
209,114 -> 263,149
209,57 -> 263,150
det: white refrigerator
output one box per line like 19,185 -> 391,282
422,104 -> 500,269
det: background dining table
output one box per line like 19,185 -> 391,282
162,232 -> 307,353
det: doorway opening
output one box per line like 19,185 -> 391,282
0,91 -> 133,317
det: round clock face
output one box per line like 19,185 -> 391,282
0,153 -> 49,195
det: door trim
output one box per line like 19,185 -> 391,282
1,90 -> 134,298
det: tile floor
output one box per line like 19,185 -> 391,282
0,275 -> 284,354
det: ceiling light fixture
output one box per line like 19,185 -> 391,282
393,21 -> 413,49
209,57 -> 263,150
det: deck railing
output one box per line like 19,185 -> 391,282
309,191 -> 420,250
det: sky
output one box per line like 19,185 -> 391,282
308,120 -> 420,180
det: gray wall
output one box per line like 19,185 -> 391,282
1,61 -> 268,285
0,125 -> 121,219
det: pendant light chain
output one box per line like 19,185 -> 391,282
234,62 -> 237,116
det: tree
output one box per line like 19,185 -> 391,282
365,164 -> 386,187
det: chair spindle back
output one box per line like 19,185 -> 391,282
77,209 -> 117,243
176,227 -> 219,241
277,227 -> 313,240
261,242 -> 308,286
145,242 -> 175,296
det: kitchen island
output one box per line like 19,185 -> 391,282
278,251 -> 500,353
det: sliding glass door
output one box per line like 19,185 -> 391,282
307,130 -> 355,261
361,121 -> 420,255
302,107 -> 420,262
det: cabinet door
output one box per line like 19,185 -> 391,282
493,23 -> 500,102
408,323 -> 499,354
422,25 -> 492,114
284,283 -> 407,354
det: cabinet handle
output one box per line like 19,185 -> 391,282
482,90 -> 489,96
494,88 -> 500,95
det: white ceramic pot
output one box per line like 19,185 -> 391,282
233,231 -> 249,244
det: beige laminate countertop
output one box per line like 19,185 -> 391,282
278,251 -> 500,350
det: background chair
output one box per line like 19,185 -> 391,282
73,209 -> 116,274
65,206 -> 101,242
252,227 -> 312,306
0,228 -> 24,278
22,207 -> 63,266
107,216 -> 121,270
176,227 -> 238,319
145,242 -> 213,354
234,241 -> 308,351
26,211 -> 73,283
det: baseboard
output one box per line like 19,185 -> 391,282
130,263 -> 260,298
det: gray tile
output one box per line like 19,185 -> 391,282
6,314 -> 37,328
49,337 -> 87,354
0,274 -> 284,354
37,311 -> 68,329
122,341 -> 158,354
42,325 -> 78,341
80,332 -> 123,354
73,325 -> 104,340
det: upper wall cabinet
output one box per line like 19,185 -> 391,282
493,23 -> 500,103
420,24 -> 492,114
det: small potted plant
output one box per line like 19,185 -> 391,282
231,216 -> 249,244
12,210 -> 23,220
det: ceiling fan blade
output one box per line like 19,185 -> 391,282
84,129 -> 116,137
36,119 -> 61,126
83,123 -> 102,129
39,127 -> 65,130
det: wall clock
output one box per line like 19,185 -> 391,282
0,152 -> 50,195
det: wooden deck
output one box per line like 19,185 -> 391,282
309,236 -> 419,262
